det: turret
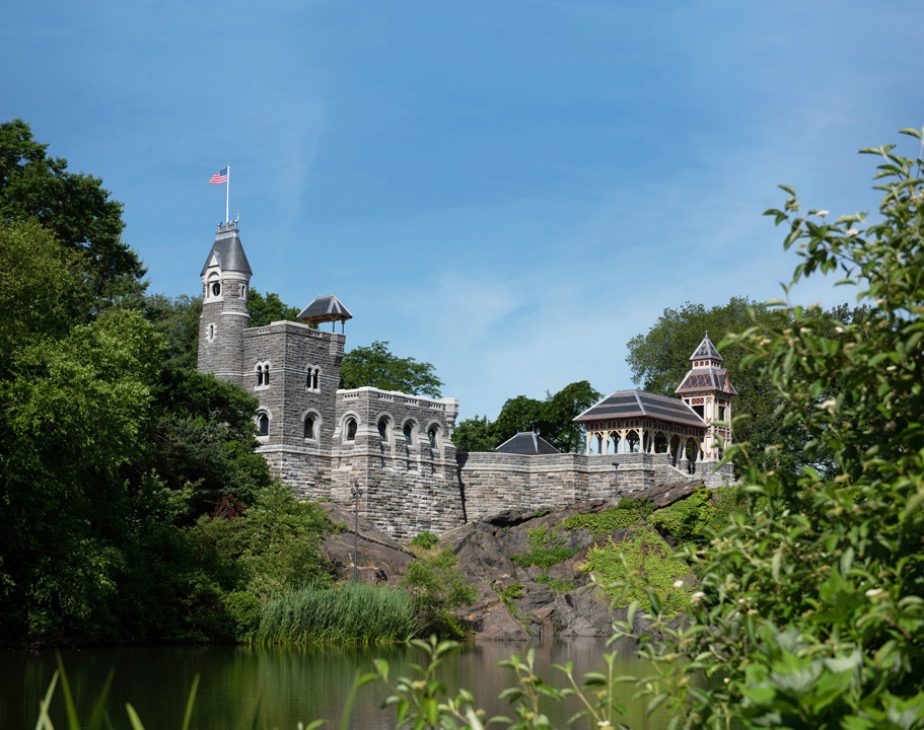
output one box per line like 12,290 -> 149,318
197,221 -> 252,384
675,332 -> 737,460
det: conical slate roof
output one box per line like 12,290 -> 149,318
495,432 -> 561,455
297,295 -> 353,324
690,332 -> 722,362
200,222 -> 252,276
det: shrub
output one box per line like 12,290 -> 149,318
580,526 -> 690,614
511,525 -> 579,567
403,549 -> 477,638
535,572 -> 576,593
409,530 -> 439,549
609,131 -> 924,727
561,497 -> 655,534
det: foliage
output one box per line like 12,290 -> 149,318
581,527 -> 690,614
193,483 -> 330,602
534,573 -> 576,593
647,486 -> 742,544
606,129 -> 924,727
0,220 -> 89,373
145,367 -> 273,516
511,525 -> 579,568
454,380 -> 601,453
0,119 -> 144,309
500,582 -> 525,601
351,636 -> 639,729
561,497 -> 655,534
142,293 -> 202,369
340,340 -> 443,397
625,296 -> 866,476
246,289 -> 300,327
0,303 -> 160,641
255,583 -> 417,646
410,530 -> 440,549
403,549 -> 477,638
451,414 -> 496,452
0,180 -> 326,646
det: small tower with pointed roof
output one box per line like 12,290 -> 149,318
197,221 -> 252,384
675,332 -> 737,461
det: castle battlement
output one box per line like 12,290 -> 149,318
197,223 -> 734,537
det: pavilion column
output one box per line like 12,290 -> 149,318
585,431 -> 592,454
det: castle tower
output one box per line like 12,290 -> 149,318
675,332 -> 737,460
197,221 -> 252,385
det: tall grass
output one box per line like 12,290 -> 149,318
254,583 -> 419,646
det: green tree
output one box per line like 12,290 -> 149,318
0,305 -> 160,641
247,289 -> 300,327
0,119 -> 144,308
625,298 -> 865,475
143,293 -> 202,369
451,414 -> 496,452
618,130 -> 924,727
340,340 -> 443,397
454,380 -> 600,453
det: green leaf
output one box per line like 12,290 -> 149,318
87,670 -> 115,730
180,675 -> 199,730
124,705 -> 146,730
55,654 -> 81,730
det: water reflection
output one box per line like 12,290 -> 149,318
2,639 -> 665,729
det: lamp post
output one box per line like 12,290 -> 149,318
350,483 -> 363,582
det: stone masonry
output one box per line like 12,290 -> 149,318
197,222 -> 734,538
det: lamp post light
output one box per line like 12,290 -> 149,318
350,483 -> 363,582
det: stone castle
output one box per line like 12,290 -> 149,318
198,222 -> 735,538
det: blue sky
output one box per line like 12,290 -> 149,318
3,1 -> 923,419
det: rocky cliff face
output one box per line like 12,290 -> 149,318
320,482 -> 696,641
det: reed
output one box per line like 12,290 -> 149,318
254,583 -> 419,646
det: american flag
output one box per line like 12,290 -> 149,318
209,167 -> 228,185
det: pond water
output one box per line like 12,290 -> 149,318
2,639 -> 668,729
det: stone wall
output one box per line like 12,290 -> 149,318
455,451 -> 708,523
325,388 -> 464,539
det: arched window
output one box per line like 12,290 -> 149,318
427,424 -> 440,448
345,417 -> 357,441
377,415 -> 391,442
211,281 -> 221,297
403,420 -> 417,445
207,323 -> 216,342
257,413 -> 269,437
255,362 -> 271,388
306,366 -> 321,391
304,413 -> 316,440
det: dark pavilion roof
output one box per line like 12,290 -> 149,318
690,332 -> 723,362
574,390 -> 707,429
675,368 -> 738,396
200,222 -> 252,276
297,295 -> 353,324
495,432 -> 561,455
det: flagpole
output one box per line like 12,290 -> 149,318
225,164 -> 231,223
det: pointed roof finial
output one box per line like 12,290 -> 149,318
690,332 -> 722,362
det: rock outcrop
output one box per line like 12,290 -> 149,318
321,485 -> 696,641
